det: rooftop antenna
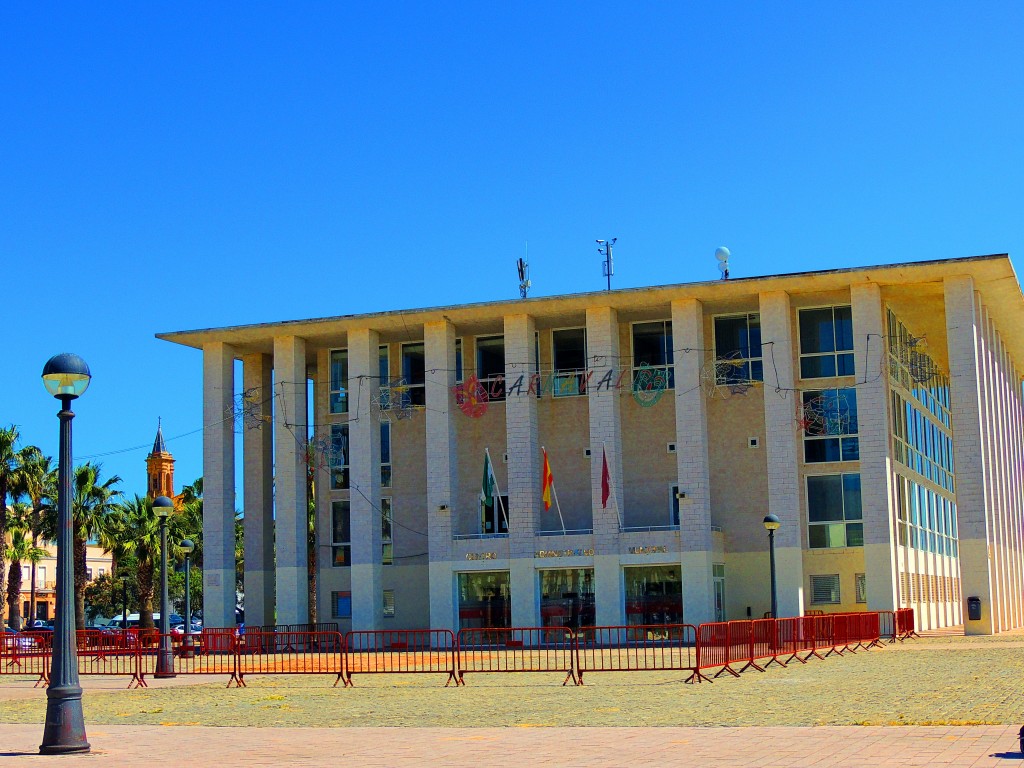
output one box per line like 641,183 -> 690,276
597,238 -> 617,290
517,243 -> 531,299
715,246 -> 731,280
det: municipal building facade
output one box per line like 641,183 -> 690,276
159,254 -> 1024,635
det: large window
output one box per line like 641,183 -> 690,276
801,388 -> 859,462
539,568 -> 595,631
476,335 -> 506,401
713,313 -> 763,383
632,321 -> 674,389
481,493 -> 509,535
331,500 -> 351,566
381,497 -> 393,565
401,342 -> 426,406
329,349 -> 348,414
623,565 -> 683,626
807,473 -> 863,548
457,571 -> 511,630
552,328 -> 587,397
380,422 -> 392,488
455,338 -> 463,382
331,591 -> 352,618
329,424 -> 349,490
799,306 -> 854,379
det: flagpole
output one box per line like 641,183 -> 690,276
542,446 -> 567,534
603,441 -> 623,529
485,447 -> 509,532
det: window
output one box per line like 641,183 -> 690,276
380,422 -> 392,488
855,573 -> 867,603
86,568 -> 93,581
21,565 -> 30,582
799,306 -> 854,378
332,591 -> 352,619
476,335 -> 506,401
457,571 -> 511,629
632,321 -> 674,389
802,388 -> 859,462
713,313 -> 763,383
810,574 -> 841,604
38,566 -> 46,589
329,350 -> 348,414
381,497 -> 393,565
400,342 -> 426,406
383,590 -> 396,618
481,493 -> 509,535
330,424 -> 349,490
669,483 -> 681,527
807,474 -> 863,548
552,328 -> 587,397
455,338 -> 463,382
377,344 -> 393,409
623,565 -> 683,626
99,568 -> 105,578
332,500 -> 351,566
539,568 -> 595,630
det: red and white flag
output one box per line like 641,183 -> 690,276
601,446 -> 611,508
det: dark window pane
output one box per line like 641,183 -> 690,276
801,355 -> 836,379
750,360 -> 764,382
633,322 -> 669,367
805,438 -> 841,463
553,328 -> 587,371
834,306 -> 854,351
477,336 -> 505,379
843,474 -> 862,520
839,388 -> 858,433
840,437 -> 860,461
715,316 -> 748,358
402,343 -> 426,386
800,308 -> 836,354
837,353 -> 855,376
807,475 -> 843,522
845,523 -> 864,547
808,525 -> 829,548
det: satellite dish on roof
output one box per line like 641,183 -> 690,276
715,246 -> 730,280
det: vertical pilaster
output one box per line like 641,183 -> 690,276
425,320 -> 457,631
758,291 -> 805,618
349,328 -> 383,631
587,306 -> 625,626
851,283 -> 899,611
672,298 -> 715,625
504,314 -> 540,626
242,353 -> 275,629
273,336 -> 309,625
202,341 -> 237,630
314,348 -> 334,626
944,276 -> 995,634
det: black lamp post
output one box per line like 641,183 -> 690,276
180,539 -> 194,658
763,513 -> 781,619
39,353 -> 91,755
153,496 -> 175,678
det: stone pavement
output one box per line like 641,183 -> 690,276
0,724 -> 1022,766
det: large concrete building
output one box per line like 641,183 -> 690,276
159,254 -> 1024,635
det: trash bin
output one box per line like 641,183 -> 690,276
967,596 -> 982,621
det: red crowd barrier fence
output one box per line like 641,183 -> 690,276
457,626 -> 576,685
574,623 -> 697,684
344,629 -> 457,687
236,631 -> 344,686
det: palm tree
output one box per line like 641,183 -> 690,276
0,425 -> 23,623
17,447 -> 55,624
5,504 -> 47,630
70,463 -> 121,628
103,495 -> 162,629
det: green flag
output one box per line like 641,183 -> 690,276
480,451 -> 495,507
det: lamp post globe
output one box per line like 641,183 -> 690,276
153,496 -> 176,678
39,353 -> 91,754
763,514 -> 781,619
180,539 -> 195,657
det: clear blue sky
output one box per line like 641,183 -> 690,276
2,3 -> 1021,494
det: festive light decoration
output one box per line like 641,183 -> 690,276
631,363 -> 668,407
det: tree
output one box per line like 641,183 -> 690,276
102,495 -> 162,629
70,463 -> 121,629
4,504 -> 47,630
0,425 -> 22,624
16,447 -> 55,623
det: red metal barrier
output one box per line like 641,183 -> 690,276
0,633 -> 51,686
75,630 -> 144,688
236,631 -> 344,687
456,627 -> 576,685
344,630 -> 457,687
750,618 -> 787,669
894,608 -> 918,640
878,611 -> 896,642
574,624 -> 696,684
690,622 -> 733,682
773,617 -> 807,665
135,631 -> 241,686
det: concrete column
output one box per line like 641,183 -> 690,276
313,348 -> 334,626
242,353 -> 275,628
202,341 -> 237,630
273,336 -> 309,625
671,298 -> 715,625
850,283 -> 899,612
349,328 -> 383,631
425,319 -> 457,631
944,276 -> 995,634
758,291 -> 805,618
504,314 -> 540,626
587,306 -> 625,626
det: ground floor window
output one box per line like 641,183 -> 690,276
539,568 -> 595,631
457,571 -> 510,630
624,565 -> 683,626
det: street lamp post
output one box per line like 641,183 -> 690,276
180,539 -> 194,658
154,496 -> 175,678
120,576 -> 128,631
39,353 -> 91,755
763,513 -> 781,619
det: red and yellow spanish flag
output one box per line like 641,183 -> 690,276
541,447 -> 554,511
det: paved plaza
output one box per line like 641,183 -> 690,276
0,629 -> 1022,765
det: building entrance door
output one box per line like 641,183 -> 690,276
713,564 -> 726,622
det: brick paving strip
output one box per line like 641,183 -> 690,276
0,724 -> 1022,767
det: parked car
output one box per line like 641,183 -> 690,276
3,627 -> 39,651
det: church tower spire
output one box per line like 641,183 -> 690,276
146,418 -> 175,499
